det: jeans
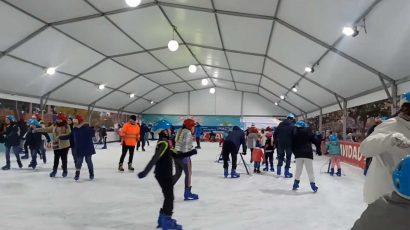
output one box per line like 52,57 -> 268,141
76,155 -> 94,175
30,148 -> 41,166
5,145 -> 20,166
222,140 -> 238,170
172,158 -> 191,188
71,147 -> 78,166
254,162 -> 261,170
52,148 -> 69,173
277,142 -> 293,169
119,145 -> 134,164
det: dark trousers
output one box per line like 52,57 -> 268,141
30,148 -> 41,165
196,137 -> 200,147
264,150 -> 274,167
53,147 -> 69,173
76,155 -> 94,175
222,141 -> 238,170
71,147 -> 77,166
119,144 -> 134,164
137,136 -> 146,150
254,162 -> 261,170
172,158 -> 190,188
314,140 -> 322,155
156,176 -> 174,216
103,136 -> 107,148
5,145 -> 21,166
277,142 -> 292,169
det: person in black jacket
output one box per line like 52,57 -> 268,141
222,126 -> 247,178
68,117 -> 77,166
138,126 -> 196,230
274,113 -> 296,178
101,125 -> 107,149
2,115 -> 23,170
18,118 -> 29,159
25,119 -> 51,169
291,121 -> 318,192
137,122 -> 150,151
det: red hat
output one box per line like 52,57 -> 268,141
266,132 -> 273,138
75,115 -> 84,124
57,112 -> 67,121
183,119 -> 196,130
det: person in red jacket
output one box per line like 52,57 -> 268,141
252,142 -> 264,174
118,115 -> 140,172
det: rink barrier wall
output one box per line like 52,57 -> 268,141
322,141 -> 365,169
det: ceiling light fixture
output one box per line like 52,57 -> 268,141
304,66 -> 314,73
292,85 -> 298,93
342,26 -> 359,37
201,79 -> 209,86
98,84 -> 105,90
125,0 -> 141,7
168,26 -> 179,52
274,102 -> 278,106
129,93 -> 135,98
188,65 -> 197,73
209,88 -> 215,94
280,95 -> 285,100
150,101 -> 154,105
46,67 -> 56,75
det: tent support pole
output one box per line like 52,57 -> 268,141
391,82 -> 398,115
319,108 -> 323,133
342,100 -> 347,140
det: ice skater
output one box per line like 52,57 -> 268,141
351,156 -> 410,230
1,115 -> 23,170
35,112 -> 71,178
25,119 -> 50,169
173,118 -> 199,200
274,113 -> 296,178
263,132 -> 275,172
291,121 -> 318,192
118,115 -> 140,172
72,115 -> 95,181
252,142 -> 264,174
221,126 -> 247,178
326,134 -> 342,176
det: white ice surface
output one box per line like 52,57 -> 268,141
0,142 -> 366,230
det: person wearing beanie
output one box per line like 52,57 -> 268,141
138,121 -> 195,230
360,92 -> 410,204
274,113 -> 296,178
1,115 -> 23,170
72,115 -> 96,181
24,119 -> 51,169
35,112 -> 71,178
118,115 -> 140,172
173,118 -> 200,201
291,121 -> 318,193
247,126 -> 259,163
351,156 -> 410,230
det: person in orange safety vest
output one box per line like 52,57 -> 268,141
118,115 -> 140,172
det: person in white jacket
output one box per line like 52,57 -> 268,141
360,92 -> 410,204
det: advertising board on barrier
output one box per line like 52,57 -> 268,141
340,141 -> 366,169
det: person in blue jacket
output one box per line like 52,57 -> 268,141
222,126 -> 247,178
194,122 -> 202,149
72,115 -> 96,181
25,119 -> 51,169
2,115 -> 23,170
274,113 -> 296,178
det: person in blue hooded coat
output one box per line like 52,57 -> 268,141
72,115 -> 95,181
194,122 -> 203,149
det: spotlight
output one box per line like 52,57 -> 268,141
292,87 -> 298,93
125,0 -> 141,7
343,26 -> 359,37
129,93 -> 135,98
46,67 -> 56,75
188,65 -> 197,73
98,84 -> 105,90
209,88 -> 215,94
274,102 -> 278,106
168,40 -> 179,52
150,101 -> 154,105
280,95 -> 285,100
201,79 -> 208,86
304,66 -> 314,73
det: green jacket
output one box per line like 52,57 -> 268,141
326,141 -> 341,155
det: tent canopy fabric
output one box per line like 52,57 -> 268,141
0,0 -> 409,116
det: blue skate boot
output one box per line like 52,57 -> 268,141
292,180 -> 300,191
231,169 -> 240,178
310,182 -> 319,193
330,168 -> 335,176
284,168 -> 293,178
336,168 -> 342,177
270,163 -> 274,172
184,187 -> 199,201
224,168 -> 228,178
277,166 -> 281,176
159,214 -> 183,230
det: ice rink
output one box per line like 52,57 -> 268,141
0,142 -> 366,230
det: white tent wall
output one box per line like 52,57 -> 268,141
144,92 -> 189,115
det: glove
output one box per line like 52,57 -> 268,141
242,152 -> 247,155
392,133 -> 410,148
137,172 -> 146,179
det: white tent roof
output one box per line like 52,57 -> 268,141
0,0 -> 409,116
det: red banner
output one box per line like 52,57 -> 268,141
339,141 -> 366,169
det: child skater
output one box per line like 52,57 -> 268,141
291,121 -> 318,192
263,132 -> 275,172
173,118 -> 199,201
138,121 -> 197,230
252,142 -> 264,174
326,134 -> 342,176
25,119 -> 51,169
